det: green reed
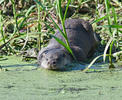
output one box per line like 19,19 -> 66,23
0,11 -> 7,51
103,0 -> 120,68
37,1 -> 42,51
2,0 -> 36,51
84,0 -> 121,71
10,0 -> 20,35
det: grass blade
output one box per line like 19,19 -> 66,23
112,7 -> 119,36
103,37 -> 113,62
56,0 -> 63,21
100,25 -> 122,28
19,5 -> 36,29
109,40 -> 114,65
34,0 -> 66,39
83,55 -> 103,72
50,34 -> 71,53
63,0 -> 71,21
105,0 -> 112,35
91,14 -> 112,24
0,11 -> 7,51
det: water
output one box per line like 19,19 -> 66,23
0,56 -> 122,100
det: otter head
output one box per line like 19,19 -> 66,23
38,48 -> 72,70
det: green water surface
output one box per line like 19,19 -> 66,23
0,56 -> 122,100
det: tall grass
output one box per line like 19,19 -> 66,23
84,0 -> 121,71
103,0 -> 120,68
0,11 -> 7,51
10,0 -> 20,35
37,1 -> 42,51
105,0 -> 112,34
0,0 -> 37,52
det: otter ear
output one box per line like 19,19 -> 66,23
79,19 -> 93,33
70,46 -> 87,61
38,47 -> 49,55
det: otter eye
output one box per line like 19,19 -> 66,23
40,54 -> 43,58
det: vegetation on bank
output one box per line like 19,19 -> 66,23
0,0 -> 121,70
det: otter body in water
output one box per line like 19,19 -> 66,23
37,19 -> 98,70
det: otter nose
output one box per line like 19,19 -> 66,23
52,61 -> 56,65
47,60 -> 57,70
51,61 -> 56,66
48,60 -> 56,66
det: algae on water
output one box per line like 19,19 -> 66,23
0,56 -> 122,100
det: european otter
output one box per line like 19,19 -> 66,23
37,19 -> 98,70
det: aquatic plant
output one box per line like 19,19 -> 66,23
0,11 -> 7,51
10,0 -> 19,35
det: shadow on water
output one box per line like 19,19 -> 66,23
50,62 -> 109,71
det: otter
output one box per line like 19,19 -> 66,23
37,19 -> 98,70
